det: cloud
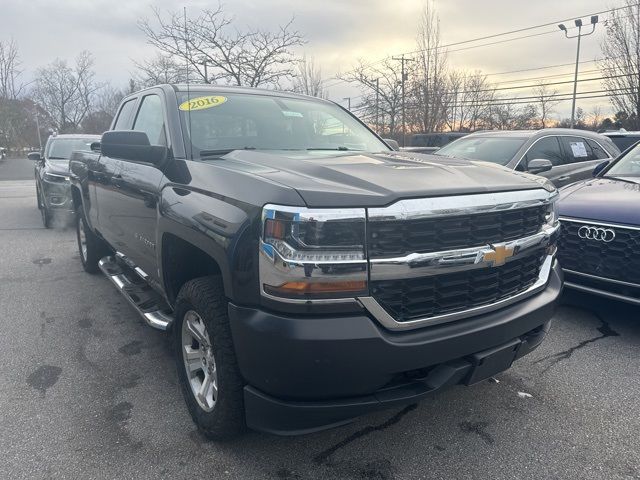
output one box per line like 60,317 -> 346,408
1,0 -> 613,115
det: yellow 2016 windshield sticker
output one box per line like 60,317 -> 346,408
179,95 -> 227,111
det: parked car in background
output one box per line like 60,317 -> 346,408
601,130 -> 640,152
405,132 -> 467,154
557,145 -> 640,305
29,134 -> 100,228
435,129 -> 620,188
69,84 -> 562,438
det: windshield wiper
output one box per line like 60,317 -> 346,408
199,147 -> 256,158
48,156 -> 68,160
307,146 -> 356,151
603,175 -> 639,183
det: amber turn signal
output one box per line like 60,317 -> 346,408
265,280 -> 367,296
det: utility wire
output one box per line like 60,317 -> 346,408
348,88 -> 630,113
323,4 -> 638,91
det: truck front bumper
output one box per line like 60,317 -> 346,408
229,261 -> 563,435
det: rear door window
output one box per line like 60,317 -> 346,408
133,95 -> 167,146
559,136 -> 596,163
586,139 -> 610,160
524,136 -> 564,166
112,98 -> 137,130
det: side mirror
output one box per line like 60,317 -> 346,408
527,158 -> 553,174
28,152 -> 41,161
90,141 -> 101,153
383,138 -> 400,151
100,130 -> 168,165
592,160 -> 610,177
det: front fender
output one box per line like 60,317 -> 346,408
158,185 -> 261,303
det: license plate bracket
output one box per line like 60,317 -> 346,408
465,338 -> 521,385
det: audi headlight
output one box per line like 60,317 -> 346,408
259,204 -> 368,300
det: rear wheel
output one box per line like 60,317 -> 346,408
76,208 -> 107,274
174,276 -> 245,440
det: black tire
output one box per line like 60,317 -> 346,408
174,276 -> 246,440
37,186 -> 51,229
76,208 -> 107,274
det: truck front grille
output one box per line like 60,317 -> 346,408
557,220 -> 640,285
370,251 -> 546,323
368,205 -> 546,257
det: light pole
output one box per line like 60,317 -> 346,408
558,15 -> 598,128
392,54 -> 414,147
201,60 -> 209,83
34,108 -> 43,150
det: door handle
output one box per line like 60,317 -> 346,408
556,175 -> 570,182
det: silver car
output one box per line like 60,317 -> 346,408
435,128 -> 620,188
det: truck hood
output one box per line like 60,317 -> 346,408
216,150 -> 549,207
558,176 -> 640,226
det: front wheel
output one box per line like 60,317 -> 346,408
76,209 -> 107,274
37,185 -> 50,228
174,276 -> 246,440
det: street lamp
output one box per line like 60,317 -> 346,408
558,15 -> 598,128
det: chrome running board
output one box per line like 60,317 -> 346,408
98,256 -> 173,330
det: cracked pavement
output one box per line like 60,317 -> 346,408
2,156 -> 640,479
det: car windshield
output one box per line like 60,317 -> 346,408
46,138 -> 96,160
176,92 -> 389,158
435,136 -> 527,165
605,143 -> 640,177
607,135 -> 640,151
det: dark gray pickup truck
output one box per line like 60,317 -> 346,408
70,84 -> 562,438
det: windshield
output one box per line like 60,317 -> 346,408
176,92 -> 389,158
435,136 -> 527,165
606,143 -> 640,177
46,138 -> 96,160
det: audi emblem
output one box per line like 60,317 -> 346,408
577,226 -> 616,243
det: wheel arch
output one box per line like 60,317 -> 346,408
160,232 -> 229,306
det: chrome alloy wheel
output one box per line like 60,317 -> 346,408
78,218 -> 88,261
181,310 -> 218,412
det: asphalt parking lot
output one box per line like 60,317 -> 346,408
1,155 -> 640,480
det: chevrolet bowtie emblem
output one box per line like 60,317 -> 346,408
482,245 -> 514,267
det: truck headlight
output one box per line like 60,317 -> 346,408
44,172 -> 69,183
259,204 -> 368,300
544,194 -> 559,227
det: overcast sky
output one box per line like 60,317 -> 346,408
1,0 -> 616,118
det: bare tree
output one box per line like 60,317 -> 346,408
95,84 -> 127,118
33,51 -> 100,133
81,82 -> 129,134
409,0 -> 448,133
339,58 -> 403,136
444,70 -> 464,131
138,6 -> 305,88
588,106 -> 604,130
533,83 -> 560,128
455,71 -> 495,131
600,0 -> 640,129
0,38 -> 26,99
134,53 -> 189,88
292,54 -> 325,98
